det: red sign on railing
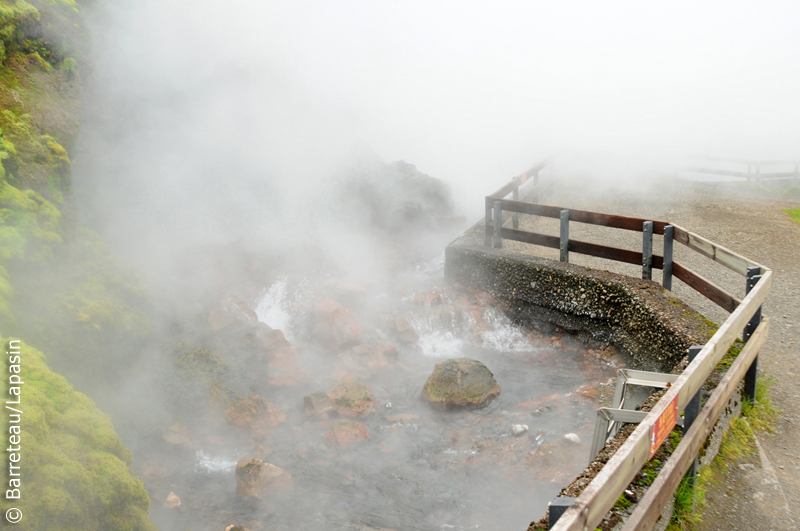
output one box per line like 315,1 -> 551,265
649,395 -> 679,458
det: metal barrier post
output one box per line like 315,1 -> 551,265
484,198 -> 492,247
683,345 -> 703,487
493,201 -> 503,249
548,497 -> 577,529
559,210 -> 569,262
642,221 -> 654,280
744,266 -> 763,401
663,225 -> 674,290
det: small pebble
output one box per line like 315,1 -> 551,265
511,424 -> 529,436
563,433 -> 581,444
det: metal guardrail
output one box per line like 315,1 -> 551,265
482,161 -> 772,531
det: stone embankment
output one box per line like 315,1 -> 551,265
445,223 -> 713,373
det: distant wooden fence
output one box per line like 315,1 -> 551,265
683,156 -> 800,182
483,160 -> 772,531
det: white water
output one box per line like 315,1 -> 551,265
254,278 -> 295,341
480,308 -> 533,352
194,450 -> 238,474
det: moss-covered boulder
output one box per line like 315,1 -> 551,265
328,373 -> 374,418
421,358 -> 501,409
2,338 -> 156,531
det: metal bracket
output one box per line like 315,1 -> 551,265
589,369 -> 681,462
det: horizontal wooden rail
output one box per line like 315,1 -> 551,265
672,224 -> 764,276
495,199 -> 671,234
501,227 -> 665,269
622,317 -> 770,530
489,160 -> 550,199
690,156 -> 800,166
672,262 -> 740,313
684,167 -> 798,179
550,269 -> 772,531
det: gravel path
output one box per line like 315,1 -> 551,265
504,178 -> 800,530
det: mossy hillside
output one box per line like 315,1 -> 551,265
2,338 -> 156,531
0,0 -> 158,527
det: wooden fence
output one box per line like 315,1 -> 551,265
683,156 -> 800,182
483,160 -> 772,531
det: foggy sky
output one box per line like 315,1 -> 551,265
75,0 -> 800,265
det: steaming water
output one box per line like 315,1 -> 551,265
194,451 -> 238,474
254,278 -> 295,342
152,252 -> 619,531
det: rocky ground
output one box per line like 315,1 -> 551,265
509,177 -> 800,530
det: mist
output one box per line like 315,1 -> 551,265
64,1 -> 800,529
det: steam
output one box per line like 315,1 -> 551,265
63,1 -> 800,530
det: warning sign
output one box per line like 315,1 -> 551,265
649,395 -> 679,458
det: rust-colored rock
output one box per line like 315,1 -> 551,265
391,316 -> 419,344
236,458 -> 293,498
312,298 -> 362,350
163,492 -> 181,509
413,291 -> 444,306
304,390 -> 335,417
328,373 -> 374,417
265,346 -> 309,386
421,358 -> 500,409
225,526 -> 250,531
226,395 -> 286,435
255,325 -> 293,352
208,296 -> 260,332
324,419 -> 370,446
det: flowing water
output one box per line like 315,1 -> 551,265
148,251 -> 619,531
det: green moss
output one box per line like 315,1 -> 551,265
784,207 -> 800,225
612,493 -> 631,511
2,337 -> 157,531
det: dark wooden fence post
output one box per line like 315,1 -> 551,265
642,221 -> 654,280
493,200 -> 503,249
559,209 -> 569,262
663,225 -> 674,290
512,184 -> 520,229
744,266 -> 763,401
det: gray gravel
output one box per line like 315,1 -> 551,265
503,177 -> 800,530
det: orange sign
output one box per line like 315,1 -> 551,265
649,395 -> 679,458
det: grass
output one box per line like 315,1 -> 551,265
668,376 -> 779,531
783,207 -> 800,225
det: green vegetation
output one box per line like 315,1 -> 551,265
667,477 -> 704,531
0,0 -> 158,527
669,378 -> 778,530
2,338 -> 156,531
783,207 -> 800,225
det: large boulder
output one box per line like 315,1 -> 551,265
226,395 -> 286,436
312,298 -> 362,350
421,358 -> 500,409
235,459 -> 293,498
328,373 -> 374,418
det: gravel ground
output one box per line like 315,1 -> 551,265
503,177 -> 800,530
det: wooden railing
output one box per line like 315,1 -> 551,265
483,161 -> 772,531
683,156 -> 800,181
